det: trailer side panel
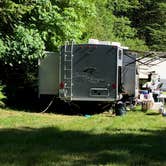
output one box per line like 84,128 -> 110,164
39,52 -> 59,95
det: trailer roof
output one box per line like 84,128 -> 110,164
125,50 -> 166,67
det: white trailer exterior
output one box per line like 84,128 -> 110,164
38,52 -> 59,95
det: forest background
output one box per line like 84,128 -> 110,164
0,0 -> 165,108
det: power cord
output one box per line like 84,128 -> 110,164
41,95 -> 56,113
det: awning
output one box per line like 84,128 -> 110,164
124,50 -> 166,67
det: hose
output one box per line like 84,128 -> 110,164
41,95 -> 56,113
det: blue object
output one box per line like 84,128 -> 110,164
140,90 -> 148,94
85,114 -> 91,118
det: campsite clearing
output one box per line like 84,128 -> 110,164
0,108 -> 166,166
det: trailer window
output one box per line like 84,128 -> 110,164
119,50 -> 122,60
118,66 -> 123,93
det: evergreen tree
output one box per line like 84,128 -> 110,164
130,0 -> 166,51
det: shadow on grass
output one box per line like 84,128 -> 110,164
6,95 -> 112,115
0,128 -> 166,166
146,112 -> 161,116
0,127 -> 166,165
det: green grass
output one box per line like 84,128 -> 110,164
0,86 -> 6,107
0,93 -> 4,99
162,91 -> 166,95
0,86 -> 6,100
0,108 -> 166,166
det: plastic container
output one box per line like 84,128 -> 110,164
142,101 -> 153,112
139,90 -> 149,95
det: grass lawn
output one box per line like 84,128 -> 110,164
162,91 -> 166,95
0,108 -> 166,166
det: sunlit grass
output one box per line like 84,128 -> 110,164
0,108 -> 166,165
0,85 -> 6,99
162,91 -> 166,95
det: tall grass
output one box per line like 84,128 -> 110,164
0,108 -> 166,165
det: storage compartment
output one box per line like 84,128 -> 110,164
90,88 -> 109,97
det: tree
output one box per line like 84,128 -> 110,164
130,0 -> 166,51
0,0 -> 94,107
21,0 -> 94,50
0,0 -> 33,35
83,0 -> 148,51
0,0 -> 165,107
0,25 -> 45,107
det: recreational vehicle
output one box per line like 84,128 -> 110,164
39,41 -> 138,111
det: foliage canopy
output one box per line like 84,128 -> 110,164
0,0 -> 165,106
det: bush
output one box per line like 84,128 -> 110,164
0,25 -> 45,109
